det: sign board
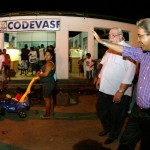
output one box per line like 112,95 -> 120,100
0,19 -> 60,32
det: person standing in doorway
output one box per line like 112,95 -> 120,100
85,53 -> 94,83
3,49 -> 11,82
78,55 -> 85,77
95,27 -> 136,145
20,44 -> 30,75
28,47 -> 38,75
47,45 -> 55,63
38,44 -> 45,70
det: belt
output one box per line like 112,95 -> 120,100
137,105 -> 150,112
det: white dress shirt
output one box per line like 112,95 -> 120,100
99,41 -> 136,96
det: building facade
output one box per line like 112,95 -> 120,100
0,12 -> 138,79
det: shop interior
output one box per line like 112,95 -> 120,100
3,29 -> 129,79
3,31 -> 88,79
69,31 -> 88,78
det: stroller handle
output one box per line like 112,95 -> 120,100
19,76 -> 39,102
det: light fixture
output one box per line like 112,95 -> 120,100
6,45 -> 19,61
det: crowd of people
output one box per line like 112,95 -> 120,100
20,44 -> 55,76
0,44 -> 56,119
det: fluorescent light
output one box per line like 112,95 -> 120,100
6,46 -> 19,61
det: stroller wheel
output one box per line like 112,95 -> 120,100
18,110 -> 27,118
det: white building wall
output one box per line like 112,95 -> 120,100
17,32 -> 56,42
0,33 -> 4,49
0,15 -> 138,79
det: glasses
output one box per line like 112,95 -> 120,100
138,34 -> 150,39
109,34 -> 120,39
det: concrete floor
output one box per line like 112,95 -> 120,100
10,70 -> 83,81
0,91 -> 140,150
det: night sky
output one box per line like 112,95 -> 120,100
1,0 -> 149,24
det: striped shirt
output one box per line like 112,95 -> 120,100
123,46 -> 150,109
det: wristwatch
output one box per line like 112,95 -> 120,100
118,89 -> 125,93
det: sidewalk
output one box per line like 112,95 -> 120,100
0,92 -> 140,150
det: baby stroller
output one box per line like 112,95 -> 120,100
0,76 -> 39,118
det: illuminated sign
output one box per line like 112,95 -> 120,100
0,19 -> 60,32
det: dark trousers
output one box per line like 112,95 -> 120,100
117,104 -> 150,150
96,91 -> 130,139
86,70 -> 93,83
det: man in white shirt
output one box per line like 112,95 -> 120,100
96,27 -> 136,144
85,53 -> 94,83
38,44 -> 45,69
28,47 -> 38,75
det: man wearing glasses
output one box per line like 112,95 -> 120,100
95,27 -> 136,144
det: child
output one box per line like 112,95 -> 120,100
85,53 -> 94,83
15,87 -> 23,101
78,55 -> 85,77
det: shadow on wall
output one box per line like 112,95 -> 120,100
73,139 -> 111,150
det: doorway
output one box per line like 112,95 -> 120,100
69,31 -> 88,78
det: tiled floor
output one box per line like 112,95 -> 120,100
11,71 -> 36,80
